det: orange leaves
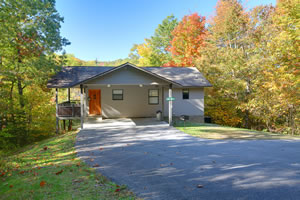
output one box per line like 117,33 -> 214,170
167,13 -> 207,66
40,181 -> 46,187
19,171 -> 25,175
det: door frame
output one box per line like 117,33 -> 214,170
88,89 -> 101,116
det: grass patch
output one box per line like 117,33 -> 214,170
175,121 -> 300,140
0,131 -> 136,200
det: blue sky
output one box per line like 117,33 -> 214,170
56,0 -> 276,61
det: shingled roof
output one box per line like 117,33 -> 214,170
47,63 -> 212,88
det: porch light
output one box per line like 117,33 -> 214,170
107,84 -> 111,87
139,84 -> 143,87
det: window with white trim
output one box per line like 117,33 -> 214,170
148,89 -> 159,105
112,89 -> 123,100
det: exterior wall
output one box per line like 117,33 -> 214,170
83,67 -> 205,121
163,88 -> 204,122
86,85 -> 163,118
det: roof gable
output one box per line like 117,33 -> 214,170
85,64 -> 172,85
78,63 -> 181,86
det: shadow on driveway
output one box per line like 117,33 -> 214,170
76,118 -> 300,200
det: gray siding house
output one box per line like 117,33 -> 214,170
47,63 -> 211,131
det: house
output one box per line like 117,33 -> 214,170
47,62 -> 212,132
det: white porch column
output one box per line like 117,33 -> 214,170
162,86 -> 164,118
55,88 -> 59,134
80,85 -> 84,129
84,87 -> 87,117
168,84 -> 173,126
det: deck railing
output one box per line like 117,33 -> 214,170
57,101 -> 81,117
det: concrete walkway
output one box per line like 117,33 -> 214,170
75,118 -> 300,200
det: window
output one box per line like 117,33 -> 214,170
182,89 -> 189,99
149,89 -> 159,105
112,89 -> 123,100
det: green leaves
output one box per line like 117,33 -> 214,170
196,0 -> 299,134
0,0 -> 69,148
129,15 -> 178,66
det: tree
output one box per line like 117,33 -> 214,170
167,13 -> 207,66
246,0 -> 299,134
150,15 -> 178,65
0,0 -> 68,148
129,15 -> 178,66
197,0 -> 252,127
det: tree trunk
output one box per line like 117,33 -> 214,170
17,76 -> 25,108
9,80 -> 15,122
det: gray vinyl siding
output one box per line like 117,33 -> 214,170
85,86 -> 204,118
163,88 -> 204,117
86,85 -> 163,118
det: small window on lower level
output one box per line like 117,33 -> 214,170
149,89 -> 159,105
112,89 -> 123,100
183,89 -> 189,99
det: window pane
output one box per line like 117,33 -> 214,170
149,89 -> 158,97
183,89 -> 189,99
113,89 -> 123,94
112,89 -> 123,100
113,94 -> 123,100
149,97 -> 159,104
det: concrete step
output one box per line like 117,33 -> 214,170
85,116 -> 102,123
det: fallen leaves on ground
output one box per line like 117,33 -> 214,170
40,181 -> 46,187
55,169 -> 63,175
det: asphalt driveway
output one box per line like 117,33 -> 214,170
75,118 -> 300,200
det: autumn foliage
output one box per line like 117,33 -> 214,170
167,13 -> 207,66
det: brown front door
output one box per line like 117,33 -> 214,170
89,89 -> 101,115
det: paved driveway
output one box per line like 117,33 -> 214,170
75,118 -> 300,200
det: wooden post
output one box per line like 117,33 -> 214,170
80,85 -> 84,129
63,120 -> 66,131
67,88 -> 70,102
72,104 -> 74,117
56,88 -> 59,134
68,120 -> 72,131
168,84 -> 173,126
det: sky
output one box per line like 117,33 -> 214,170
56,0 -> 276,61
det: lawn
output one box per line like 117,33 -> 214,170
0,131 -> 136,200
175,122 -> 300,140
